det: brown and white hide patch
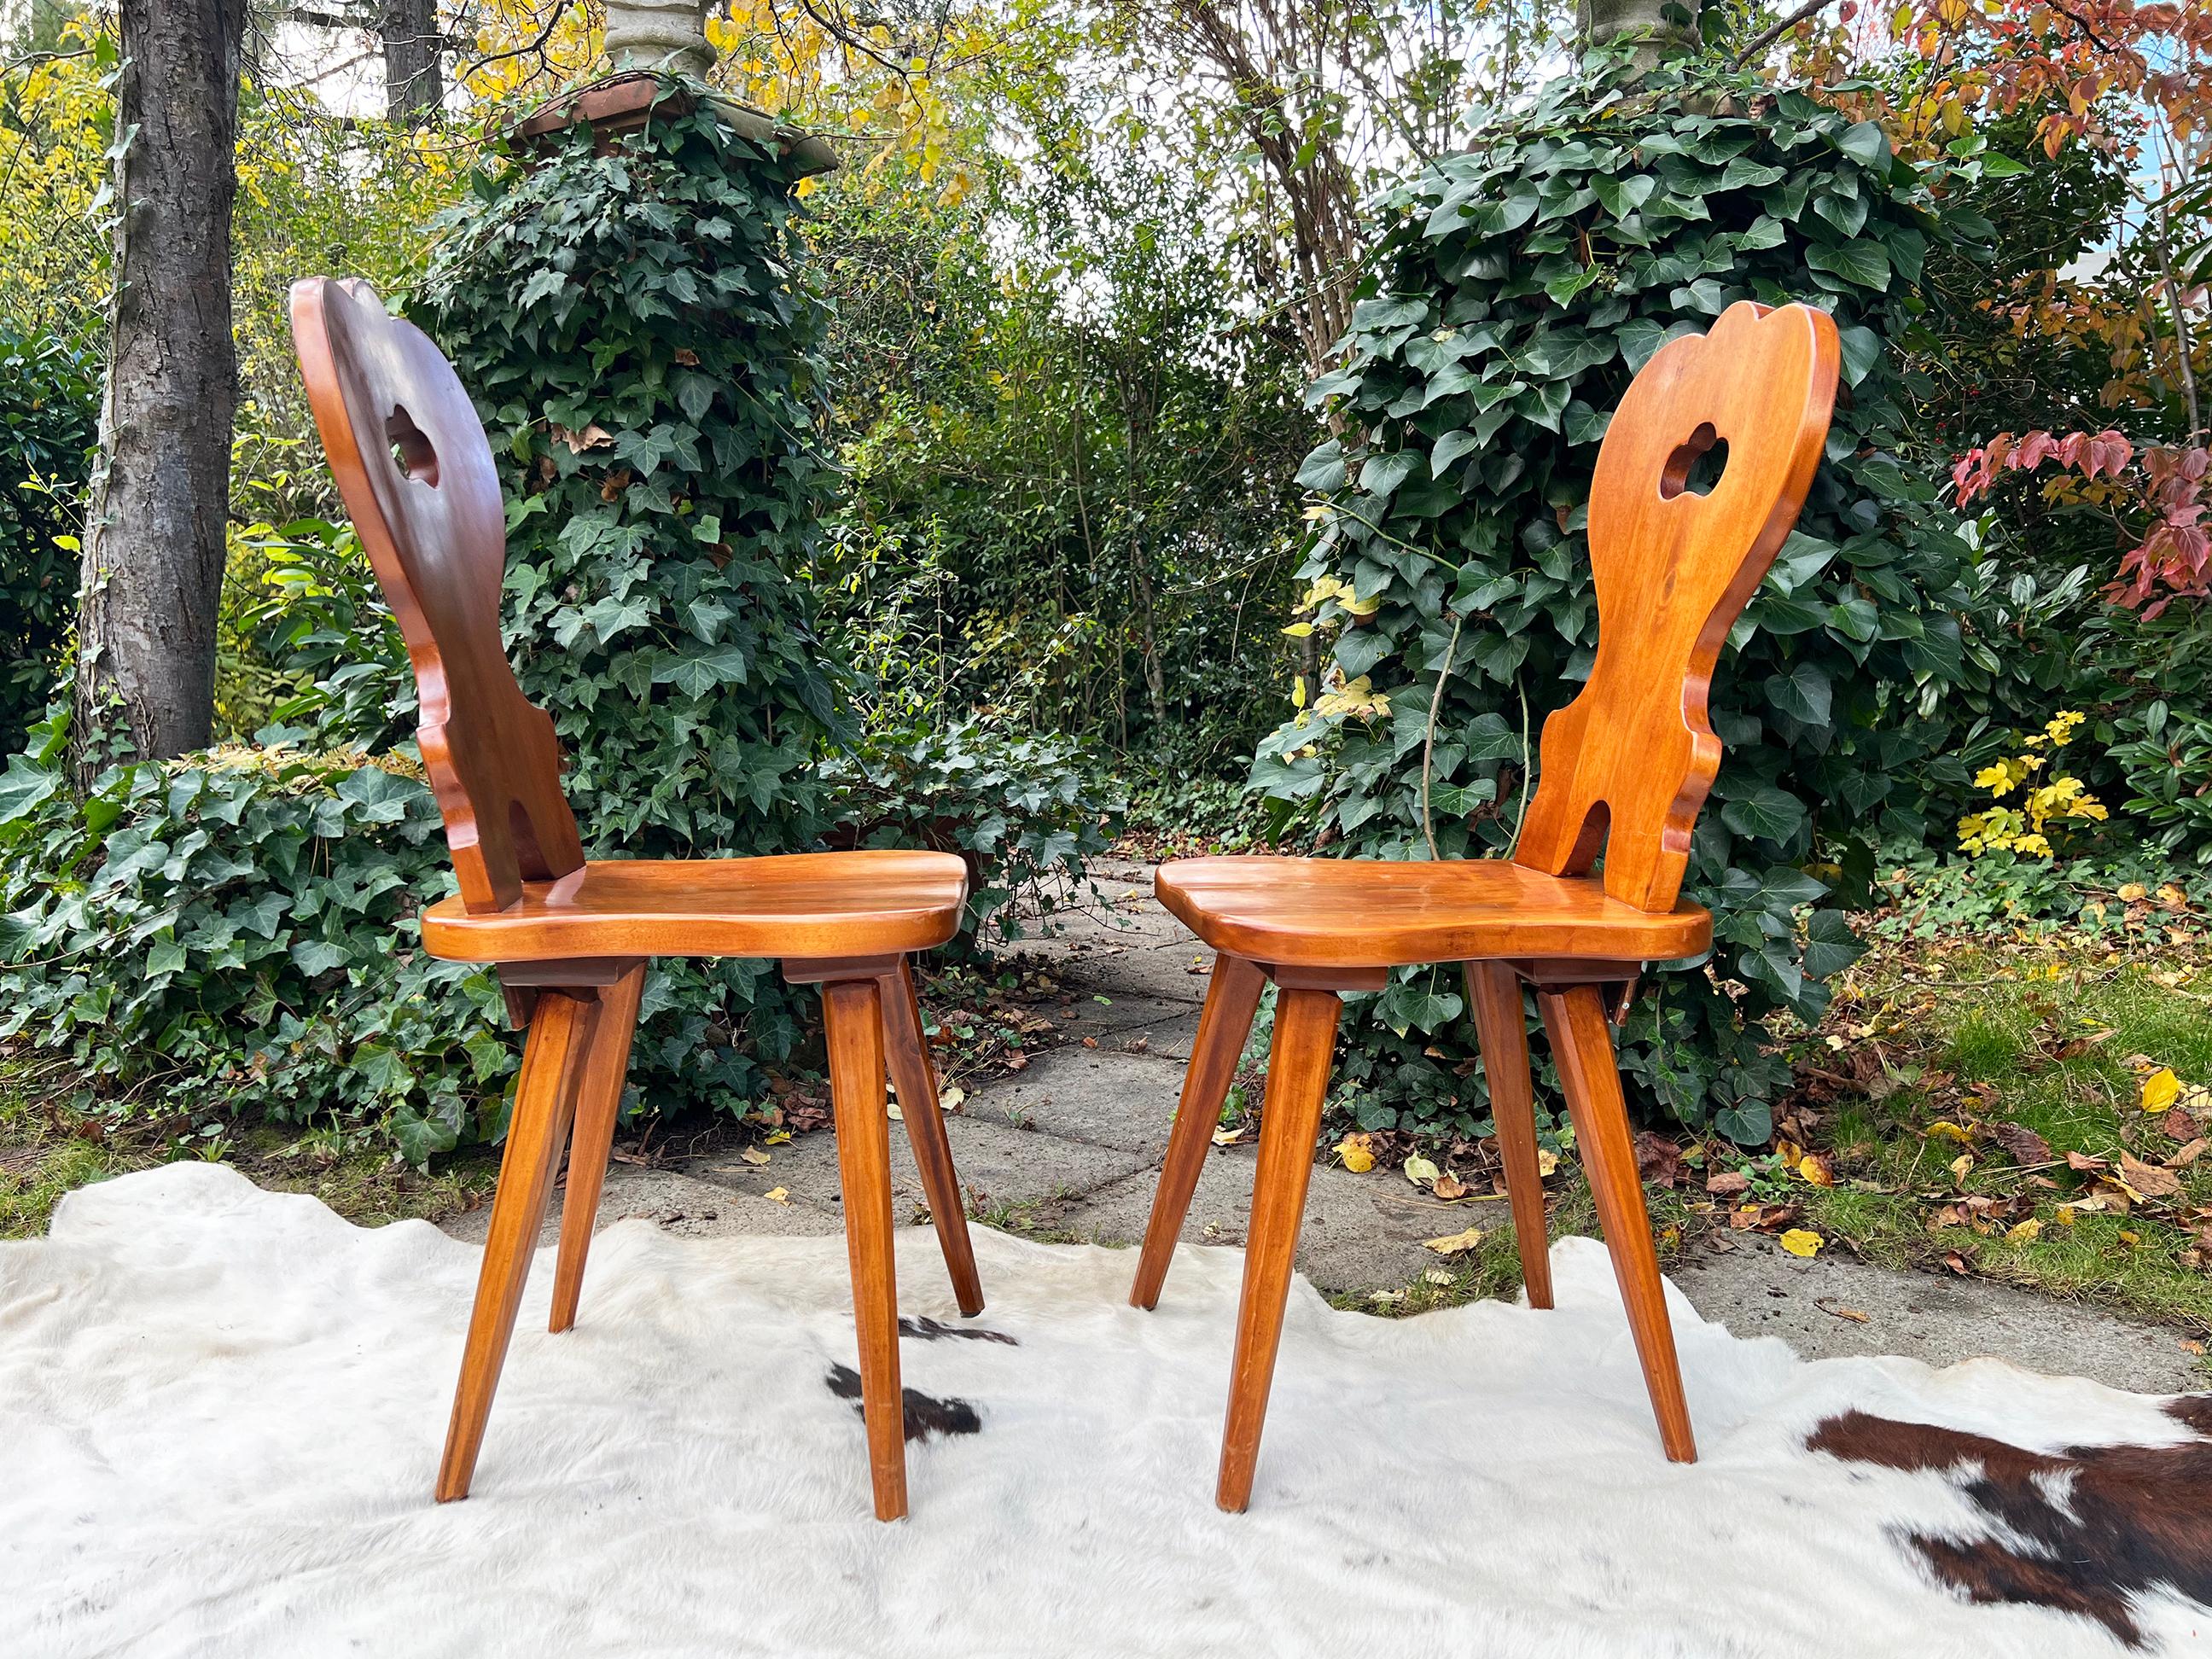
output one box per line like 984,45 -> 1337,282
1809,1399 -> 2212,1648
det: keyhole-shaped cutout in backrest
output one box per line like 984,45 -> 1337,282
1658,422 -> 1727,500
386,404 -> 440,487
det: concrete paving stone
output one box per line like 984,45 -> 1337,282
440,1163 -> 841,1251
1042,991 -> 1198,1041
963,1045 -> 1191,1156
1671,1237 -> 2208,1394
682,1110 -> 1148,1226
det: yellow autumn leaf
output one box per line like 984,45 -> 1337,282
1210,1126 -> 1245,1146
1950,1153 -> 1975,1181
1336,1134 -> 1376,1173
1924,1121 -> 1973,1143
1778,1229 -> 1824,1258
1281,621 -> 1315,637
741,1147 -> 771,1167
1403,1154 -> 1441,1187
940,1086 -> 965,1112
1798,1154 -> 1834,1188
1422,1225 -> 1486,1255
1537,1148 -> 1559,1177
763,1186 -> 790,1205
2140,1068 -> 2182,1113
886,1101 -> 904,1121
2005,1218 -> 2043,1245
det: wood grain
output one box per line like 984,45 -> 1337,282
437,987 -> 600,1501
1130,952 -> 1266,1311
1216,986 -> 1342,1513
1512,300 -> 1841,911
824,976 -> 909,1521
1539,984 -> 1697,1463
1463,960 -> 1552,1311
883,958 -> 984,1318
549,962 -> 644,1334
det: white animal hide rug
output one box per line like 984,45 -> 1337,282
2,1163 -> 2207,1658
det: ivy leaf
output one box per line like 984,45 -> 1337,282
291,939 -> 352,977
652,643 -> 750,697
1764,661 -> 1832,727
1430,429 -> 1482,475
1591,174 -> 1656,218
1358,451 -> 1421,499
1802,909 -> 1864,981
1296,439 -> 1347,492
1720,786 -> 1807,843
1837,324 -> 1883,387
1836,121 -> 1890,169
1805,239 -> 1890,291
1735,215 -> 1786,252
0,757 -> 59,825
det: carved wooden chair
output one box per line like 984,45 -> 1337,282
291,276 -> 979,1522
1131,300 -> 1842,1511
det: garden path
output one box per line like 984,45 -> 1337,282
443,857 -> 2207,1394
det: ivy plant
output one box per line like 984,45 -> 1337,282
407,80 -> 849,1121
1257,55 -> 2003,1143
0,326 -> 97,751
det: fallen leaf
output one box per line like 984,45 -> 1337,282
1635,1132 -> 1685,1188
1705,1169 -> 1752,1197
2142,1068 -> 2183,1114
1403,1154 -> 1442,1187
1432,1173 -> 1470,1201
1423,1225 -> 1487,1256
2120,1151 -> 2184,1198
672,346 -> 701,365
2005,1217 -> 2043,1244
2170,1138 -> 2208,1170
2117,882 -> 2149,902
1082,1037 -> 1099,1050
1816,1300 -> 1871,1324
1778,1229 -> 1824,1258
1942,1250 -> 1970,1275
1924,1120 -> 1975,1144
1950,1152 -> 1976,1183
1210,1126 -> 1244,1146
1336,1134 -> 1376,1173
2166,1108 -> 2202,1142
2065,1150 -> 2110,1173
763,1186 -> 789,1205
1537,1148 -> 1560,1178
741,1148 -> 771,1167
1798,1153 -> 1836,1188
940,1086 -> 966,1112
550,421 -> 614,453
1124,1035 -> 1150,1054
1991,1121 -> 2052,1167
2184,1340 -> 2207,1356
1423,1268 -> 1453,1286
886,1102 -> 904,1121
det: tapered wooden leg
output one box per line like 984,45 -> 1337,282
882,958 -> 983,1317
437,988 -> 602,1502
1464,961 -> 1553,1311
1132,952 -> 1267,1311
549,963 -> 645,1334
1537,984 -> 1697,1464
824,976 -> 908,1521
1217,985 -> 1342,1513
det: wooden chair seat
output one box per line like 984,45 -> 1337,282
1155,855 -> 1710,968
421,850 -> 969,963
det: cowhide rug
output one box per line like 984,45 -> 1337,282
2,1163 -> 2207,1659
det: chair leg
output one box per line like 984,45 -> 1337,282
1217,985 -> 1342,1513
1536,984 -> 1697,1464
823,975 -> 908,1522
437,987 -> 602,1502
882,958 -> 984,1317
548,963 -> 645,1334
1463,961 -> 1553,1311
1131,952 -> 1266,1311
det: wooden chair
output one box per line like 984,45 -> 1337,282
290,276 -> 981,1522
1132,300 -> 1842,1511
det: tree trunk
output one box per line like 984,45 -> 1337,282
1577,0 -> 1697,65
380,0 -> 443,124
71,0 -> 242,785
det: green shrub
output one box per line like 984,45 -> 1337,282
0,327 -> 98,750
1258,55 -> 2003,1144
824,714 -> 1117,942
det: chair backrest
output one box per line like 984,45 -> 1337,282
290,276 -> 583,914
1511,300 -> 1840,913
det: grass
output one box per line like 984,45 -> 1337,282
1763,932 -> 2212,1341
0,1084 -> 497,1242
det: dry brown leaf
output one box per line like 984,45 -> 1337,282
1706,1169 -> 1752,1197
2065,1150 -> 2110,1173
741,1148 -> 771,1167
2165,1107 -> 2203,1142
2168,1138 -> 2208,1171
1422,1225 -> 1487,1256
1432,1173 -> 1471,1201
1991,1121 -> 2053,1167
2120,1151 -> 2184,1198
1816,1300 -> 1871,1324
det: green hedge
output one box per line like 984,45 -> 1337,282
1257,55 -> 2004,1144
0,327 -> 98,751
